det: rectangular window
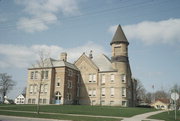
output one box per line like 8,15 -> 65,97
91,100 -> 96,105
110,74 -> 114,82
110,101 -> 114,105
88,89 -> 92,97
40,84 -> 44,93
101,100 -> 105,105
77,74 -> 80,83
45,71 -> 48,79
31,72 -> 34,79
77,87 -> 80,97
92,89 -> 96,97
68,69 -> 73,76
122,101 -> 127,106
93,74 -> 96,82
122,87 -> 126,97
43,99 -> 47,104
101,88 -> 105,96
39,99 -> 42,104
32,99 -> 36,104
34,84 -> 37,94
101,74 -> 105,84
89,74 -> 92,82
29,85 -> 33,94
68,80 -> 72,88
41,71 -> 44,79
35,71 -> 38,79
114,46 -> 121,56
44,84 -> 48,93
67,93 -> 71,100
28,99 -> 31,104
41,71 -> 48,79
57,82 -> 60,87
56,78 -> 60,87
110,88 -> 115,97
121,74 -> 126,83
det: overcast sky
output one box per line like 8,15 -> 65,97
0,0 -> 180,99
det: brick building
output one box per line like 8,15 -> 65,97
26,25 -> 137,106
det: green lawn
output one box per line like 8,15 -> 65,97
149,110 -> 180,121
0,104 -> 156,117
0,110 -> 118,121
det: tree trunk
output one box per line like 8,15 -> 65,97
2,91 -> 6,104
37,84 -> 41,115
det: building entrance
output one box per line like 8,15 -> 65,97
55,91 -> 61,104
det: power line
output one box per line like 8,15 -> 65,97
0,0 -> 174,31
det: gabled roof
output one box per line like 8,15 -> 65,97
151,99 -> 170,105
110,25 -> 129,45
74,53 -> 99,71
92,54 -> 116,72
74,53 -> 116,72
15,94 -> 26,99
30,58 -> 79,71
53,60 -> 79,70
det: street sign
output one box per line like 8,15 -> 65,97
171,92 -> 179,120
171,92 -> 179,100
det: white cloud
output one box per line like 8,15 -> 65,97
0,42 -> 106,68
108,24 -> 118,34
15,0 -> 80,33
17,17 -> 48,33
108,18 -> 180,45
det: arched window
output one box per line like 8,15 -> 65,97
55,91 -> 61,100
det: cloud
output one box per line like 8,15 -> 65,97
15,0 -> 80,33
0,42 -> 106,68
108,18 -> 180,45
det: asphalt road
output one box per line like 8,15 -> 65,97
0,115 -> 69,121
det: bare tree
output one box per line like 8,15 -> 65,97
22,87 -> 27,95
134,78 -> 146,104
154,90 -> 168,100
33,50 -> 49,114
0,73 -> 15,103
145,92 -> 153,103
171,84 -> 180,93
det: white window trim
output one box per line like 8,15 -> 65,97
121,74 -> 126,83
110,87 -> 115,97
101,88 -> 105,97
101,74 -> 105,84
89,74 -> 93,83
122,87 -> 126,97
110,74 -> 115,82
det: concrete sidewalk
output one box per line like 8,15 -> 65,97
122,110 -> 166,121
0,109 -> 165,121
0,109 -> 123,120
0,115 -> 69,121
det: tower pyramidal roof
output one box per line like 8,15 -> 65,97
110,25 -> 129,45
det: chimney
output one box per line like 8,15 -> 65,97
60,52 -> 67,61
89,50 -> 93,59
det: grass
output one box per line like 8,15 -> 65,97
149,110 -> 180,121
0,104 -> 156,117
0,110 -> 119,121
